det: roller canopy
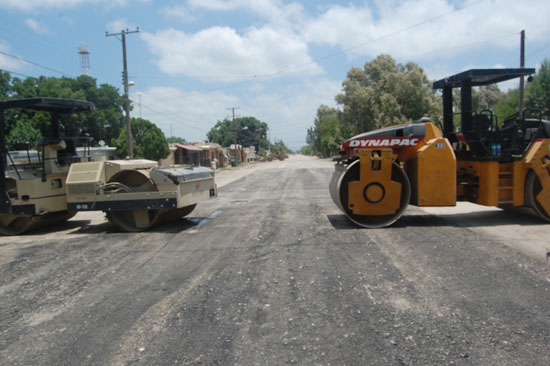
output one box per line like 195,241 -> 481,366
433,68 -> 535,89
0,98 -> 95,113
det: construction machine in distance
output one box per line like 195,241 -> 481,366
0,97 -> 217,235
330,68 -> 550,228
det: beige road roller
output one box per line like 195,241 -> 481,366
65,159 -> 216,232
0,98 -> 95,235
0,97 -> 217,235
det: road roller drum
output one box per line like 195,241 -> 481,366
330,149 -> 411,228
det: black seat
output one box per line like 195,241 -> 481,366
57,138 -> 78,164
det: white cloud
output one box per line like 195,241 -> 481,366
135,87 -> 239,141
0,41 -> 25,71
134,77 -> 340,149
188,0 -> 305,30
302,5 -> 375,48
24,18 -> 51,35
0,0 -> 129,12
302,0 -> 549,61
188,0 -> 240,12
142,26 -> 323,82
245,78 -> 341,148
106,18 -> 137,33
159,4 -> 195,22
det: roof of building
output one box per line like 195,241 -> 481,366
174,143 -> 203,152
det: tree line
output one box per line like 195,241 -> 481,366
303,54 -> 550,157
0,71 -> 169,160
206,117 -> 289,155
1,70 -> 288,160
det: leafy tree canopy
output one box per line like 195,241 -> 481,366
271,139 -> 289,153
525,59 -> 550,118
5,114 -> 42,148
335,54 -> 440,135
306,105 -> 346,157
2,73 -> 125,147
304,56 -> 550,157
166,136 -> 187,144
113,117 -> 169,161
490,60 -> 550,125
207,116 -> 269,150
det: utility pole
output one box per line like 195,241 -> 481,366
106,27 -> 140,158
227,106 -> 239,121
137,92 -> 142,118
227,107 -> 240,164
519,30 -> 525,117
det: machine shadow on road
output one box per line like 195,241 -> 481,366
328,209 -> 548,230
17,216 -> 202,236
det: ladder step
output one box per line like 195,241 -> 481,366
499,200 -> 514,204
499,186 -> 513,190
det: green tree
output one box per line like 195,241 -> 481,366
5,74 -> 124,146
207,116 -> 268,151
300,145 -> 314,155
167,136 -> 187,144
271,139 -> 289,153
456,60 -> 549,126
526,59 -> 550,117
5,114 -> 42,148
306,105 -> 344,157
113,118 -> 169,160
492,89 -> 520,125
0,70 -> 11,100
336,55 -> 439,135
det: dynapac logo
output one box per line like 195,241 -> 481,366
345,137 -> 421,148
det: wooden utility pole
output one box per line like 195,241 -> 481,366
227,106 -> 239,121
227,107 -> 240,163
106,27 -> 139,158
519,30 -> 525,117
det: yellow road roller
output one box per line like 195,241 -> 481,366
0,98 -> 216,234
330,68 -> 550,227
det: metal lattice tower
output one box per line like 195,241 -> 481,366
77,44 -> 90,75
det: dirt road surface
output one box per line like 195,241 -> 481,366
1,155 -> 549,365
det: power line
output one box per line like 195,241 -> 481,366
159,0 -> 488,102
252,0 -> 488,79
139,103 -> 208,133
0,68 -> 34,78
0,50 -> 74,77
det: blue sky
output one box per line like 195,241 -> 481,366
0,0 -> 549,150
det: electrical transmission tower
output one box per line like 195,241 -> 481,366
77,44 -> 90,75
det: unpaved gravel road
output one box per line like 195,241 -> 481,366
1,155 -> 549,366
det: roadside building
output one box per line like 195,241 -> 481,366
174,143 -> 204,166
228,144 -> 245,164
196,142 -> 225,169
159,144 -> 177,166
